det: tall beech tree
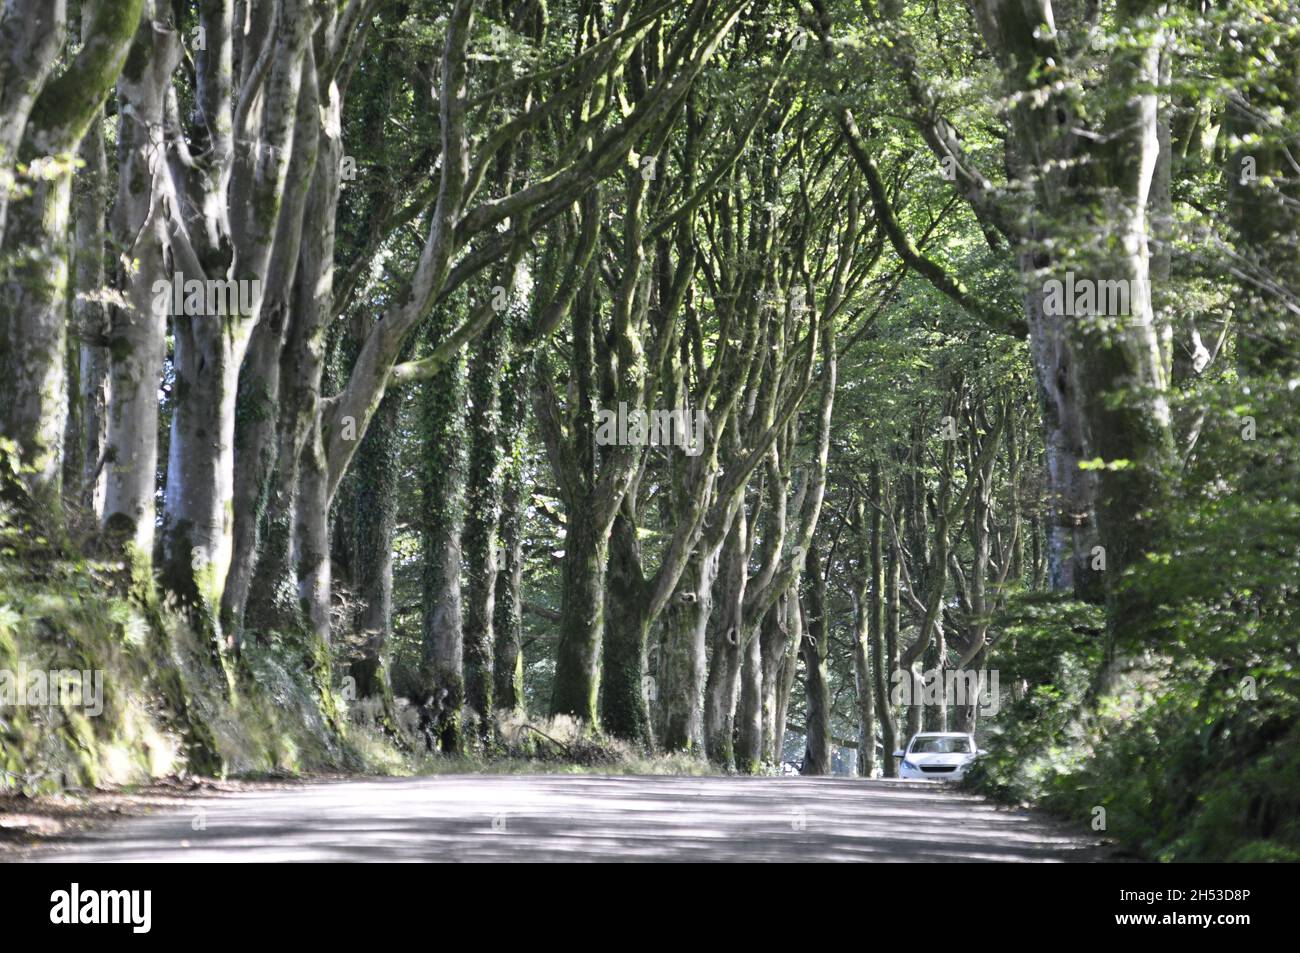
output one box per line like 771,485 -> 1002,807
806,0 -> 1177,617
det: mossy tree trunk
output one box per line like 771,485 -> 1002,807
0,0 -> 142,511
703,506 -> 747,764
231,2 -> 370,643
491,337 -> 530,713
756,587 -> 792,766
349,388 -> 399,719
953,404 -> 1001,734
882,498 -> 902,772
0,0 -> 65,248
735,609 -> 764,773
601,508 -> 653,746
160,0 -> 313,651
868,465 -> 895,775
462,314 -> 509,745
418,313 -> 468,753
548,503 -> 609,726
102,4 -> 178,564
772,579 -> 801,763
656,539 -> 722,752
223,91 -> 322,642
68,2 -> 112,514
537,173 -> 658,729
243,18 -> 350,644
800,540 -> 832,776
851,497 -> 878,778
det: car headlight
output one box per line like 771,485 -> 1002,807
902,759 -> 920,771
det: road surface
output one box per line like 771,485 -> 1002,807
25,774 -> 1107,862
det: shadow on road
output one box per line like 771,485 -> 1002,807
27,774 -> 1111,863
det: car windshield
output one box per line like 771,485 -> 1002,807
910,736 -> 972,754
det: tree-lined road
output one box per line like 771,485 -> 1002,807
29,775 -> 1106,862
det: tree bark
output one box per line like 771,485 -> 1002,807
418,318 -> 468,753
0,0 -> 66,248
735,608 -> 763,773
72,36 -> 110,517
349,389 -> 399,722
656,542 -> 719,752
703,504 -> 747,764
853,493 -> 880,777
0,0 -> 142,509
869,467 -> 894,773
601,508 -> 652,746
102,3 -> 178,561
883,497 -> 902,769
773,579 -> 801,763
491,341 -> 530,713
757,588 -> 790,766
160,0 -> 312,640
800,540 -> 832,776
463,316 -> 508,744
549,503 -> 608,726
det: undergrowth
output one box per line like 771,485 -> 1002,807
0,467 -> 393,794
966,591 -> 1300,862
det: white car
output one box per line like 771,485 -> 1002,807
893,732 -> 985,781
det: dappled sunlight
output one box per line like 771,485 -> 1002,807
36,775 -> 1104,863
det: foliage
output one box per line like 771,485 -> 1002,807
0,489 -> 386,793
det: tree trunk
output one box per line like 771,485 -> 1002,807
601,510 -> 652,746
491,349 -> 529,713
735,618 -> 763,773
492,469 -> 525,713
757,589 -> 790,767
0,0 -> 150,510
703,505 -> 747,764
245,55 -> 345,639
1022,267 -> 1099,596
549,504 -> 608,726
418,325 -> 468,753
102,4 -> 177,561
70,36 -> 110,516
463,317 -> 507,745
161,0 -> 311,641
0,170 -> 72,508
772,579 -> 801,764
223,94 -> 320,636
868,469 -> 892,774
349,390 -> 399,720
656,543 -> 718,752
161,316 -> 245,632
801,541 -> 832,776
851,618 -> 875,777
75,252 -> 108,517
0,0 -> 65,248
882,518 -> 901,774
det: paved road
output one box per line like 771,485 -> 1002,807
28,774 -> 1106,862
